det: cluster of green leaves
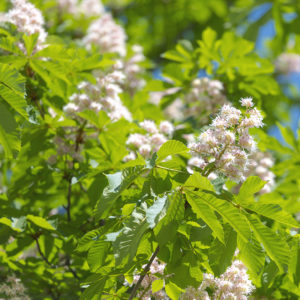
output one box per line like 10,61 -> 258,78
161,27 -> 290,127
78,141 -> 299,298
0,0 -> 299,299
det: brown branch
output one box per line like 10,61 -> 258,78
129,246 -> 160,300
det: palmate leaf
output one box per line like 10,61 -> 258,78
0,64 -> 27,118
186,190 -> 251,242
186,191 -> 224,244
94,166 -> 145,220
246,214 -> 290,272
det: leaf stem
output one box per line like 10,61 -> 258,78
156,165 -> 184,173
129,246 -> 160,300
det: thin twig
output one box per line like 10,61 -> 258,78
65,256 -> 79,280
34,236 -> 52,266
129,246 -> 160,300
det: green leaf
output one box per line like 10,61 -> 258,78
26,215 -> 56,231
208,224 -> 237,276
113,211 -> 149,265
277,123 -> 298,150
0,217 -> 21,232
242,203 -> 299,227
246,214 -> 290,271
80,277 -> 107,300
186,190 -> 251,242
87,240 -> 110,272
0,63 -> 27,118
0,64 -> 25,94
94,166 -> 145,220
184,171 -> 214,191
165,281 -> 183,300
22,33 -> 39,56
237,235 -> 265,278
0,102 -> 20,158
0,36 -> 24,55
152,279 -> 164,293
156,140 -> 188,163
146,195 -> 167,228
236,176 -> 266,204
186,191 -> 224,243
289,238 -> 300,286
0,85 -> 27,118
154,192 -> 185,245
202,27 -> 218,49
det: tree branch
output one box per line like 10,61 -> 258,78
129,246 -> 160,300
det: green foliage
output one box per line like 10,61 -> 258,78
0,0 -> 299,299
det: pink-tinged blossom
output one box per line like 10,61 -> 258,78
57,0 -> 77,14
7,0 -> 47,52
59,0 -> 104,16
84,13 -> 126,56
246,152 -> 275,194
50,128 -> 84,166
140,120 -> 158,134
184,77 -> 228,123
125,120 -> 174,160
240,97 -> 254,108
275,53 -> 300,74
181,260 -> 254,300
114,45 -> 146,93
132,257 -> 167,299
64,71 -> 131,122
78,0 -> 105,17
188,99 -> 264,182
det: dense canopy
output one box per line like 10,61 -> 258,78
0,0 -> 300,299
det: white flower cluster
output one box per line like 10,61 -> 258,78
63,71 -> 132,122
133,257 -> 166,300
188,98 -> 264,182
181,260 -> 255,300
0,275 -> 30,300
6,0 -> 47,51
58,0 -> 105,17
275,53 -> 300,74
115,45 -> 146,93
125,120 -> 174,161
48,131 -> 84,167
247,152 -> 275,194
84,13 -> 127,57
185,77 -> 228,119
